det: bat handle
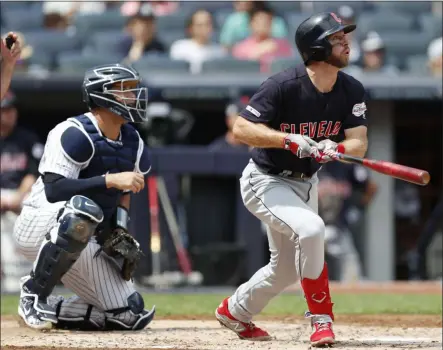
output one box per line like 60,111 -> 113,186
334,152 -> 364,164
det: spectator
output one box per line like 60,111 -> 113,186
337,5 -> 361,65
432,1 -> 442,16
43,13 -> 70,30
170,10 -> 226,74
121,1 -> 179,17
427,37 -> 442,77
1,91 -> 43,293
220,1 -> 288,49
1,32 -> 34,73
1,33 -> 22,101
359,32 -> 399,75
209,97 -> 251,151
43,1 -> 106,17
43,1 -> 107,30
232,7 -> 293,73
120,10 -> 166,64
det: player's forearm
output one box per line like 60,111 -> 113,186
340,137 -> 368,158
43,173 -> 107,203
119,193 -> 131,211
1,62 -> 15,100
232,117 -> 286,148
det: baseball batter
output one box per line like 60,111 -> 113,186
13,63 -> 155,331
215,13 -> 368,347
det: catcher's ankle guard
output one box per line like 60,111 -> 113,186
105,292 -> 156,331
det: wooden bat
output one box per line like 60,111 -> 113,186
334,153 -> 431,186
147,176 -> 162,276
156,176 -> 193,275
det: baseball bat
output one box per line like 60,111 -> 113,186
334,153 -> 431,186
147,176 -> 162,276
156,176 -> 193,275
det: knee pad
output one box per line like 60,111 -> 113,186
105,292 -> 156,331
51,295 -> 105,331
64,195 -> 104,225
25,196 -> 103,299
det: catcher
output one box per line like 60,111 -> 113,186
13,63 -> 155,331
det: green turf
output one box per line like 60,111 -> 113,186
1,293 -> 441,316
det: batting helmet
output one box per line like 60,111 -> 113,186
295,12 -> 356,65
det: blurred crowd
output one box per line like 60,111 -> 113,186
1,1 -> 442,290
0,1 -> 442,76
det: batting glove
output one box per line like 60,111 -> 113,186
283,134 -> 321,159
315,139 -> 345,163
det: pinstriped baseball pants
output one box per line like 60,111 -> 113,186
13,202 -> 139,326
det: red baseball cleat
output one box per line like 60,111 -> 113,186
307,313 -> 335,347
215,298 -> 271,341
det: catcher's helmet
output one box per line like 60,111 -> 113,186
82,63 -> 148,123
295,12 -> 356,65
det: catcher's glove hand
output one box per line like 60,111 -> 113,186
95,228 -> 144,281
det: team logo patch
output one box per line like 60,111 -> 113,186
352,102 -> 367,117
246,105 -> 261,118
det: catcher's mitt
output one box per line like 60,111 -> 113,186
95,228 -> 144,281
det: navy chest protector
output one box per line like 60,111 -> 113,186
69,114 -> 139,220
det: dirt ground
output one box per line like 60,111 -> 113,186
2,282 -> 442,350
1,316 -> 442,350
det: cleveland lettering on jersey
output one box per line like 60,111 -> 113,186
280,121 -> 343,138
240,65 -> 367,176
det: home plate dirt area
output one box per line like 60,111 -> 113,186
1,282 -> 442,350
1,316 -> 442,350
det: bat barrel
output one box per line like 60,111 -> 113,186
364,159 -> 431,186
336,153 -> 430,186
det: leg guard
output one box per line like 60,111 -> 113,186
23,196 -> 104,300
105,292 -> 156,331
48,295 -> 106,331
301,262 -> 334,320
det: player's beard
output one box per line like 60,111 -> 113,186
326,53 -> 349,69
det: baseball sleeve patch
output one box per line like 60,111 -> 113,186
246,105 -> 261,118
352,102 -> 367,117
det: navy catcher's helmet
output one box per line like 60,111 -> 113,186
295,12 -> 356,65
82,63 -> 148,123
